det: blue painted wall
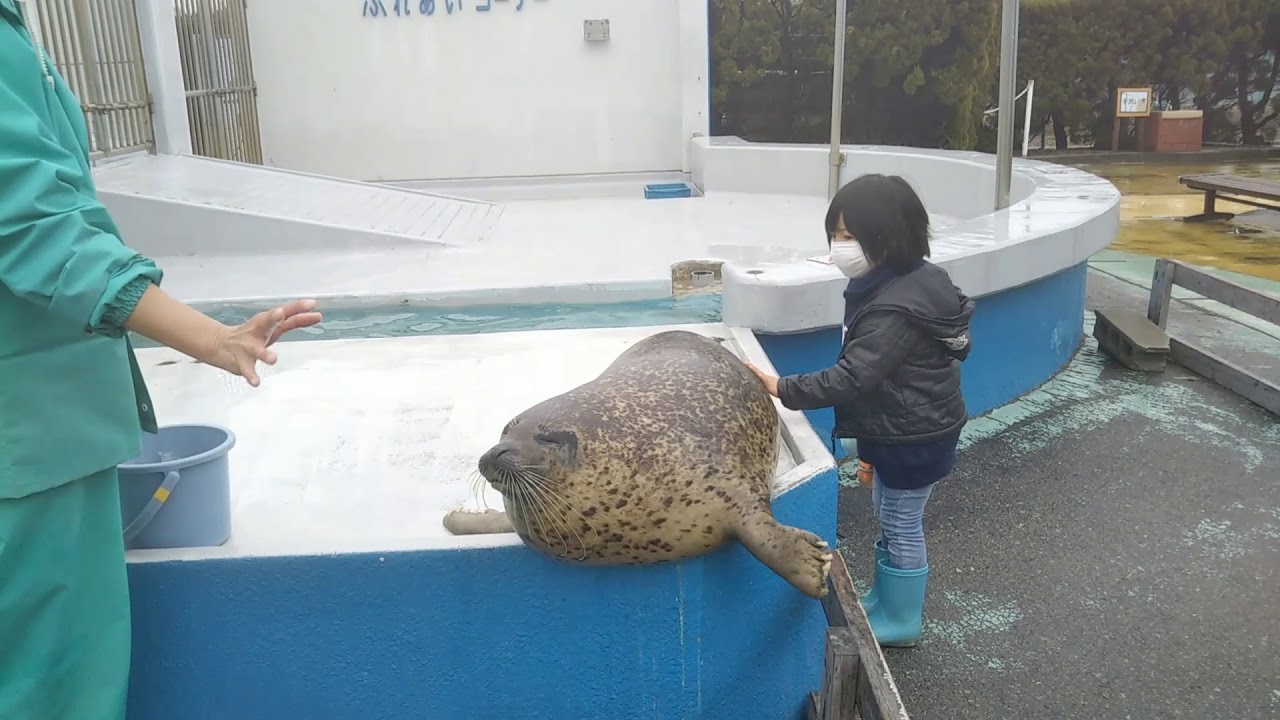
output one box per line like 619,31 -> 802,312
755,261 -> 1088,458
125,469 -> 839,720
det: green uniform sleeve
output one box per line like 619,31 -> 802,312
0,68 -> 162,338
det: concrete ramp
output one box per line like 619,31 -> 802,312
93,154 -> 502,256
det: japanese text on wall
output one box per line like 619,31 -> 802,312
362,0 -> 529,17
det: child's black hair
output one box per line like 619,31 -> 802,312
824,173 -> 931,270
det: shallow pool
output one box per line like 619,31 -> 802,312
130,293 -> 723,347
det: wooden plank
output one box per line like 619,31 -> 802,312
818,628 -> 861,720
1147,259 -> 1176,329
1164,260 -> 1280,327
1197,193 -> 1280,214
857,669 -> 885,720
821,551 -> 861,628
1179,173 -> 1280,201
1169,337 -> 1280,416
826,554 -> 911,720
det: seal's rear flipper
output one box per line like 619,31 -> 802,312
736,511 -> 832,600
443,509 -> 515,535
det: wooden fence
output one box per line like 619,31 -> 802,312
810,553 -> 911,720
1147,258 -> 1280,416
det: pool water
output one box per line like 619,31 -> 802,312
130,293 -> 723,348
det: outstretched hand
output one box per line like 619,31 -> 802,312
743,361 -> 780,397
211,299 -> 323,386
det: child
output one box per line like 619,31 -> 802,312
744,173 -> 974,648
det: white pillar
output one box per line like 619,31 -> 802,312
134,0 -> 192,156
678,0 -> 711,173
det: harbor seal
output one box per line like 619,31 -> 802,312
442,329 -> 832,599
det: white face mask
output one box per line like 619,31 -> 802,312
830,241 -> 871,279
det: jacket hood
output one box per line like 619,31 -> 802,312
866,261 -> 975,360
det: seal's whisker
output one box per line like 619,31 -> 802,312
512,470 -> 588,558
517,471 -> 599,560
503,469 -> 552,547
521,475 -> 598,543
467,468 -> 492,510
510,481 -> 542,544
515,475 -> 576,558
515,472 -> 580,558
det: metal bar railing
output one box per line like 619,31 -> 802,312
31,0 -> 155,160
174,0 -> 262,164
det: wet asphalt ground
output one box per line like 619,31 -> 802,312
835,269 -> 1280,719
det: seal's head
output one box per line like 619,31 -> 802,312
477,412 -> 580,497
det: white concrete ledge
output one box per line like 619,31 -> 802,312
124,324 -> 835,563
695,137 -> 1122,334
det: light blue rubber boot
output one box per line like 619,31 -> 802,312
860,538 -> 890,614
865,558 -> 929,648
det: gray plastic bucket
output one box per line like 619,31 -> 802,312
118,423 -> 235,550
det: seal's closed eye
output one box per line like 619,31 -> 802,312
534,431 -> 577,454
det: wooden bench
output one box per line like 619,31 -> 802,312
1178,173 -> 1280,222
809,553 -> 910,720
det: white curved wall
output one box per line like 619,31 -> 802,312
695,137 -> 1122,334
690,137 -> 1038,219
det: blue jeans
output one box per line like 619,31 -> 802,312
871,470 -> 935,570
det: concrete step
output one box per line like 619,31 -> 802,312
1092,308 -> 1171,371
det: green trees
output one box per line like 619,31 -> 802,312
710,0 -> 999,148
710,0 -> 834,141
1198,0 -> 1280,144
711,0 -> 1280,149
841,0 -> 1000,148
1018,0 -> 1279,148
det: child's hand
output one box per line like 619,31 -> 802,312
744,362 -> 780,397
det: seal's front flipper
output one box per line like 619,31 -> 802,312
442,509 -> 515,535
736,511 -> 832,599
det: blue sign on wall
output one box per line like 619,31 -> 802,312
362,0 -> 529,17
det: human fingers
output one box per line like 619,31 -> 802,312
256,344 -> 278,365
270,299 -> 318,330
278,298 -> 318,315
238,351 -> 261,387
268,311 -> 323,345
250,306 -> 286,336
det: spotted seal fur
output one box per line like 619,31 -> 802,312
442,329 -> 832,599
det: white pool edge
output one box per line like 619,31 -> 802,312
123,325 -> 836,564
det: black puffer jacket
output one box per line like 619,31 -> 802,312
776,260 -> 974,443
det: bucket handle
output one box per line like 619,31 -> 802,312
123,470 -> 181,544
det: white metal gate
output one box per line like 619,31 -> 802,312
24,0 -> 155,161
174,0 -> 262,164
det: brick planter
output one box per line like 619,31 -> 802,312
1138,110 -> 1204,153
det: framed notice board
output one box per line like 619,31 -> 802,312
1116,87 -> 1153,118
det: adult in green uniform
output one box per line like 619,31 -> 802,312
0,2 -> 323,718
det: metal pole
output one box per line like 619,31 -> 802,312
994,0 -> 1020,210
827,0 -> 848,201
1021,79 -> 1035,157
